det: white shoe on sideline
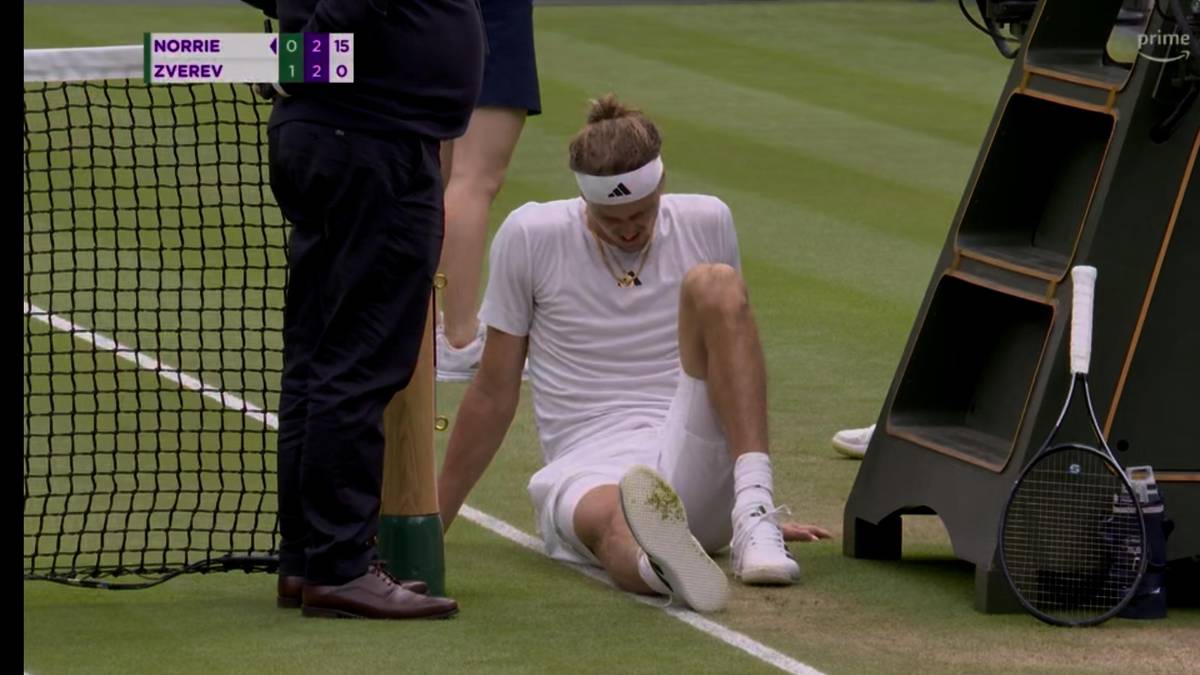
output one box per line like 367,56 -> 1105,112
435,323 -> 484,382
831,423 -> 875,459
619,465 -> 729,613
435,319 -> 530,383
731,504 -> 800,585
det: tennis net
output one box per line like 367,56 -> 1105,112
24,46 -> 283,587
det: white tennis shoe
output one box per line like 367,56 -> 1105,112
435,320 -> 530,383
619,465 -> 729,613
831,423 -> 875,459
435,322 -> 484,382
732,504 -> 800,585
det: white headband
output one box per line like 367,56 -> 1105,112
574,156 -> 664,205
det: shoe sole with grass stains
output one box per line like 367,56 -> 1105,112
618,465 -> 729,613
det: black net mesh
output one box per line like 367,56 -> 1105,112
24,72 -> 284,586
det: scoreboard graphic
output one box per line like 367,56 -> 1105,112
144,33 -> 354,84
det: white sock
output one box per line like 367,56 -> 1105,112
636,549 -> 671,595
732,452 -> 775,526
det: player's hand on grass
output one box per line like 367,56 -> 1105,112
780,522 -> 833,542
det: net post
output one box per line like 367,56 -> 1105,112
378,293 -> 444,596
142,33 -> 151,84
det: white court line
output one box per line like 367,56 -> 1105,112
24,301 -> 277,430
461,506 -> 824,675
25,301 -> 825,675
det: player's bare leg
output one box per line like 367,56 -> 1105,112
677,263 -> 808,584
436,108 -> 527,381
573,482 -> 729,612
572,486 -> 649,593
677,263 -> 768,456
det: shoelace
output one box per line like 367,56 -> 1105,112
368,560 -> 399,589
733,504 -> 792,555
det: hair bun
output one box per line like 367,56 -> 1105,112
569,94 -> 662,176
586,94 -> 637,124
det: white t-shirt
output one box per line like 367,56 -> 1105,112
479,194 -> 741,465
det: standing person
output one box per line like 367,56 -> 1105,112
267,0 -> 484,619
436,95 -> 831,613
436,0 -> 542,382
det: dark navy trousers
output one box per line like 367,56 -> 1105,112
267,119 -> 443,585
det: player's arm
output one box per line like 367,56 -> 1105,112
437,328 -> 527,532
715,198 -> 742,272
439,208 -> 533,531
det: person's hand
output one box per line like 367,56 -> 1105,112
780,522 -> 833,542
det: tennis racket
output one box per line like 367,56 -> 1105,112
998,265 -> 1148,626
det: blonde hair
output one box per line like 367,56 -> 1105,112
568,94 -> 663,176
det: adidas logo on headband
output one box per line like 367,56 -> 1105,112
607,183 -> 632,199
575,156 -> 664,205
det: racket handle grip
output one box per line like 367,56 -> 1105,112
1071,265 -> 1097,375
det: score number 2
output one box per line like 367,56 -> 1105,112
309,38 -> 323,79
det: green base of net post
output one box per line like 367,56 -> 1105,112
377,514 -> 445,597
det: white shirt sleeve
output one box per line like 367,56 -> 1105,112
478,214 -> 535,337
717,200 -> 742,273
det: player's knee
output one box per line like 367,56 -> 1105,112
451,163 -> 507,203
476,171 -> 508,203
683,263 -> 748,319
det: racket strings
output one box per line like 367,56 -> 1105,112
1002,448 -> 1144,624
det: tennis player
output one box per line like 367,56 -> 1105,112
437,95 -> 831,613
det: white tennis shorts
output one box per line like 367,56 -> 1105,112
527,373 -> 735,566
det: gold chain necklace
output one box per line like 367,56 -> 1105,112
592,227 -> 654,288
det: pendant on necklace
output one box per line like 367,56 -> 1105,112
619,271 -> 642,288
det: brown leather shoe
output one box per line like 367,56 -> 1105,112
301,565 -> 457,620
277,572 -> 428,609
